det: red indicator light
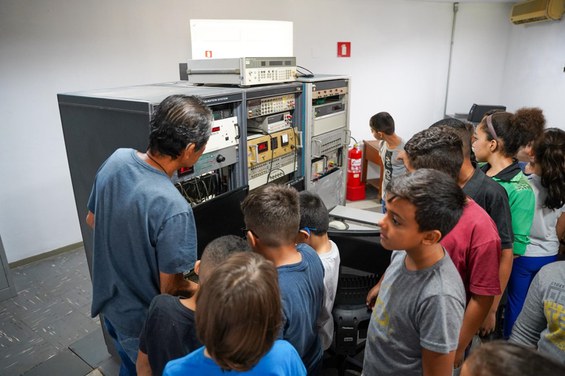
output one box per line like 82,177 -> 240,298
258,141 -> 268,153
178,166 -> 194,176
212,126 -> 221,133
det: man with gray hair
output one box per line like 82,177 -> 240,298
86,95 -> 212,375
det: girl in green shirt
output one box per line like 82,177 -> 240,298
472,107 -> 545,339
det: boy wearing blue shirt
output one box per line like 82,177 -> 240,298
241,184 -> 325,375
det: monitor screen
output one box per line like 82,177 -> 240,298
467,104 -> 506,123
192,185 -> 249,258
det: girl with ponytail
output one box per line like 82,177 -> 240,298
472,107 -> 545,338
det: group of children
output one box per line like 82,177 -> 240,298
134,186 -> 340,375
366,110 -> 565,375
127,107 -> 564,376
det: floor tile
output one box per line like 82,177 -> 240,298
21,348 -> 92,376
96,355 -> 120,376
69,328 -> 111,368
34,308 -> 100,349
0,333 -> 59,376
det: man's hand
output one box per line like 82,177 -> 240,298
86,211 -> 95,229
160,272 -> 197,296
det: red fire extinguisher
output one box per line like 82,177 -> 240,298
346,143 -> 366,200
347,144 -> 363,186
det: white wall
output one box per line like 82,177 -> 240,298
446,2 -> 565,131
0,0 -> 455,262
1,0 -> 563,262
445,3 -> 513,115
501,19 -> 565,128
293,0 -> 453,142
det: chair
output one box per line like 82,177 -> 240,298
467,104 -> 506,123
328,228 -> 391,375
361,140 -> 384,201
331,268 -> 376,375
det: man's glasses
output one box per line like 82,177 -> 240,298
242,227 -> 259,238
183,268 -> 199,283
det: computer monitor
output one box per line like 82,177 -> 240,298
467,104 -> 506,123
192,185 -> 249,258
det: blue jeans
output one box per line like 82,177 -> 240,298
504,255 -> 558,338
104,317 -> 139,376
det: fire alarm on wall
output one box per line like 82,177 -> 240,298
337,42 -> 351,57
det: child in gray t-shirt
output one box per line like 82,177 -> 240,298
363,169 -> 466,376
369,112 -> 407,213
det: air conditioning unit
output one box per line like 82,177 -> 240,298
511,0 -> 565,24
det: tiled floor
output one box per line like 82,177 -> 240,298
0,247 -> 118,376
0,186 -> 379,376
343,184 -> 382,217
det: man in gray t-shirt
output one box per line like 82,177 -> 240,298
510,261 -> 565,365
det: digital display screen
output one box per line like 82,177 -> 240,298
269,61 -> 283,66
178,166 -> 194,176
268,113 -> 284,123
257,141 -> 269,153
211,126 -> 221,133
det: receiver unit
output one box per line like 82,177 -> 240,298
187,57 -> 297,86
248,153 -> 298,190
247,94 -> 296,118
206,115 -> 240,153
248,112 -> 292,134
247,128 -> 298,167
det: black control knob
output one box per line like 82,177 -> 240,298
216,155 -> 226,163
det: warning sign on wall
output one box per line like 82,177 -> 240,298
337,42 -> 351,58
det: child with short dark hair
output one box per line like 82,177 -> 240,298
401,127 -> 502,368
296,191 -> 340,351
241,184 -> 325,375
363,169 -> 466,376
461,340 -> 565,376
369,111 -> 406,212
163,252 -> 306,375
136,235 -> 250,376
429,118 -> 514,338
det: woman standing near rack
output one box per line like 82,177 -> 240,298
472,107 -> 545,338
